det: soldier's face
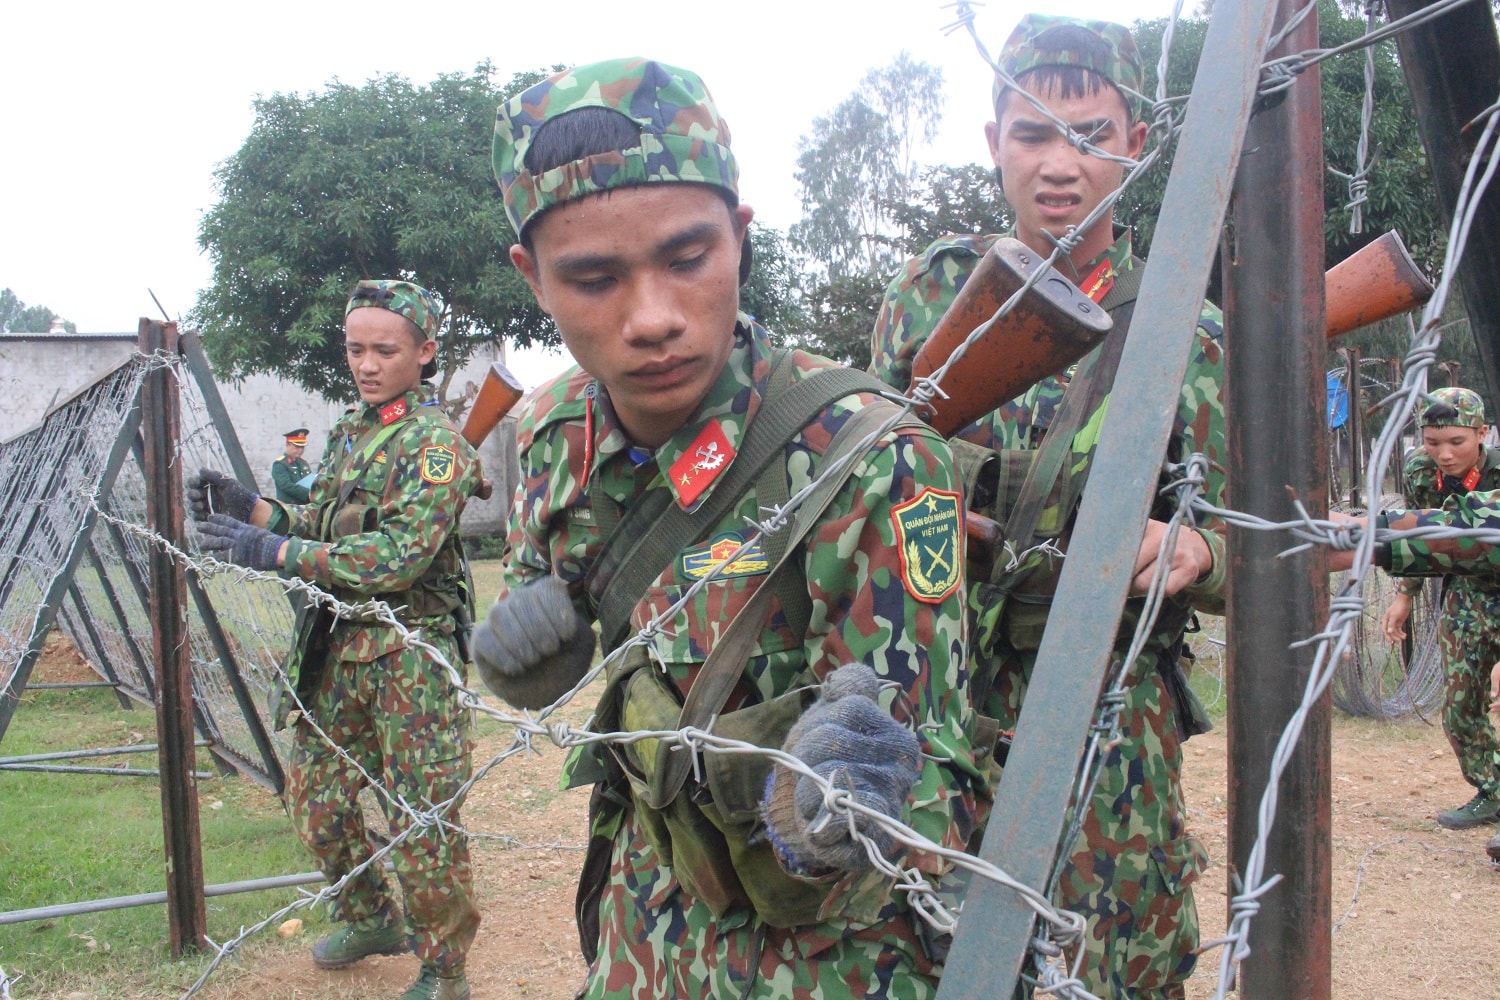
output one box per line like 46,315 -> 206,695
512,184 -> 752,448
343,308 -> 436,406
987,80 -> 1146,268
1422,424 -> 1486,477
285,442 -> 305,459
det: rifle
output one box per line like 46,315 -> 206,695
1326,229 -> 1434,339
911,229 -> 1436,553
460,361 -> 525,500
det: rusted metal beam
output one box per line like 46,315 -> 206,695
1387,0 -> 1500,400
1222,0 -> 1333,995
139,318 -> 208,957
935,0 -> 1282,993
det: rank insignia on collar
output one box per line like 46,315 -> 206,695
681,532 -> 769,580
380,398 -> 409,425
420,445 -> 456,485
890,487 -> 962,604
667,419 -> 734,510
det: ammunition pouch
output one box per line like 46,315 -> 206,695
595,646 -> 844,928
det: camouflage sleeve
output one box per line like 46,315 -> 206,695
1379,490 -> 1500,577
279,421 -> 480,594
868,235 -> 993,392
1177,302 -> 1228,613
802,414 -> 981,869
493,377 -> 597,605
1393,450 -> 1437,594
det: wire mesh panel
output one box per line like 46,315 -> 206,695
0,345 -> 290,789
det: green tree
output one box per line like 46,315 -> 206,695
889,163 -> 1012,256
0,287 -> 75,334
192,64 -> 555,409
790,53 -> 946,281
741,223 -> 808,338
1124,1 -> 1443,274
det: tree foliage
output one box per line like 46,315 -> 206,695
790,53 -> 945,281
1123,1 -> 1443,276
0,288 -> 75,334
192,64 -> 556,407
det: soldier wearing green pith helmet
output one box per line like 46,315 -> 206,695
475,57 -> 983,998
869,13 -> 1227,998
190,279 -> 481,1000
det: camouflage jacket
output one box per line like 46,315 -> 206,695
271,454 -> 312,504
498,319 -> 983,872
869,228 -> 1229,621
1382,443 -> 1500,580
268,384 -> 480,663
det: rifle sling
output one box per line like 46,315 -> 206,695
587,354 -> 893,651
1001,262 -> 1143,556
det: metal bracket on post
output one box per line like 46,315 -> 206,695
935,0 -> 1282,994
139,318 -> 208,957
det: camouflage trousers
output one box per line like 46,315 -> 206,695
580,812 -> 940,999
980,640 -> 1206,999
285,636 -> 480,974
1438,584 -> 1500,798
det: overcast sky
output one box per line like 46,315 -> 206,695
3,0 -> 1170,387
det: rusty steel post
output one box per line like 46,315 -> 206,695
1222,0 -> 1332,995
139,318 -> 208,957
1347,346 -> 1364,510
1387,0 -> 1500,400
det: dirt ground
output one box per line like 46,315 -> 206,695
26,639 -> 1500,999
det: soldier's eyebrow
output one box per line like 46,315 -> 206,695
551,220 -> 724,276
1010,116 -> 1114,140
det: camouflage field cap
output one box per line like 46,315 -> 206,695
345,280 -> 441,341
1420,386 -> 1487,428
493,57 -> 739,237
994,13 -> 1144,112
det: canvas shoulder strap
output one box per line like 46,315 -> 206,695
1001,259 -> 1144,552
587,353 -> 893,652
652,400 -> 919,805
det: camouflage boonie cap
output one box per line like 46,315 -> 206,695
994,14 -> 1144,113
493,57 -> 739,237
344,279 -> 441,342
1420,386 -> 1487,428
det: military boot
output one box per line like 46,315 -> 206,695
399,963 -> 470,1000
1436,791 -> 1500,830
310,914 -> 409,969
1486,825 -> 1500,862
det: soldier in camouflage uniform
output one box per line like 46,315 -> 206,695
472,58 -> 983,998
191,280 -> 481,1000
869,15 -> 1226,998
1379,388 -> 1500,830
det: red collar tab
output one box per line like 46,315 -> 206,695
1463,466 -> 1482,491
379,397 -> 410,426
668,419 -> 734,510
1079,259 -> 1116,304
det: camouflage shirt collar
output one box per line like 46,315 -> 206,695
355,384 -> 435,429
1008,224 -> 1133,284
650,315 -> 765,510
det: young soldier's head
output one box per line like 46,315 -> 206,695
986,14 -> 1148,268
343,279 -> 441,406
495,58 -> 753,447
1420,386 -> 1488,477
283,428 -> 308,459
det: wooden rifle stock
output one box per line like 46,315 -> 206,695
906,237 -> 1114,439
1325,229 -> 1434,339
460,361 -> 525,500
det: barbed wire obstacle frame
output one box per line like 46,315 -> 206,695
0,329 -> 286,792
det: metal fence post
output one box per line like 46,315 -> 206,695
139,318 -> 208,956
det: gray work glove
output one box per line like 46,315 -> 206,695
187,468 -> 259,523
761,663 -> 922,877
471,575 -> 596,710
197,513 -> 286,572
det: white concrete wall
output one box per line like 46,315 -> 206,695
0,331 -> 518,538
